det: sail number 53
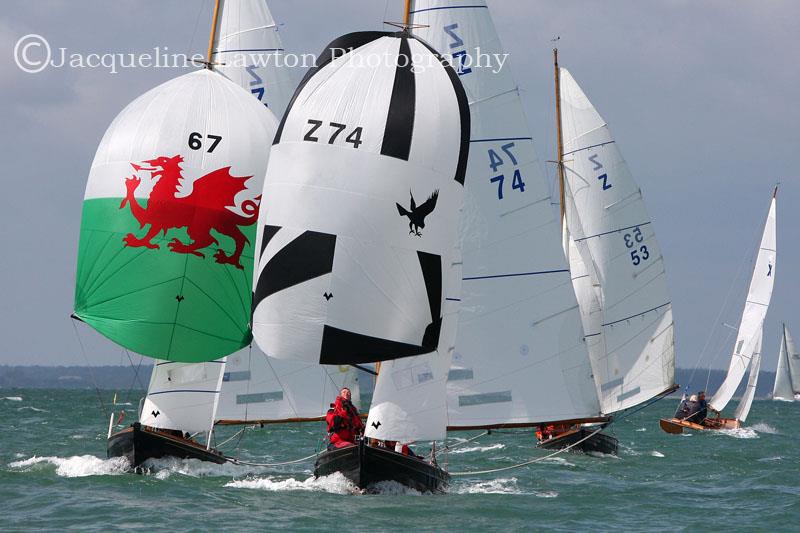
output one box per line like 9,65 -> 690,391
488,142 -> 525,200
623,227 -> 649,265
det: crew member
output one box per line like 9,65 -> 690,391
688,391 -> 709,424
326,387 -> 364,449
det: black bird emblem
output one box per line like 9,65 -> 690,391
151,410 -> 160,418
323,292 -> 333,301
175,295 -> 185,302
396,189 -> 438,236
371,420 -> 381,429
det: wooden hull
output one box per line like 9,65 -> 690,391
314,439 -> 449,493
107,422 -> 227,471
659,417 -> 740,434
536,427 -> 619,456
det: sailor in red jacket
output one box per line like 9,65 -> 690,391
326,387 -> 364,449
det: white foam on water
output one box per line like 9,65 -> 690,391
534,491 -> 559,498
757,456 -> 782,462
225,472 -> 357,495
635,428 -> 647,432
587,451 -> 620,460
69,435 -> 85,440
17,406 -> 47,412
715,427 -> 758,439
367,480 -> 423,495
650,451 -> 665,458
140,456 -> 265,478
454,477 -> 521,495
2,396 -> 23,401
539,457 -> 575,467
750,423 -> 778,434
450,443 -> 506,455
8,455 -> 129,477
14,453 -> 24,458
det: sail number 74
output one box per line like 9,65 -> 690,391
623,226 -> 649,265
488,142 -> 525,200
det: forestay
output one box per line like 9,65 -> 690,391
140,360 -> 226,433
773,324 -> 799,400
74,69 -> 278,362
710,192 -> 777,412
216,349 -> 360,423
560,68 -> 675,413
251,31 -> 469,369
409,1 -> 602,428
213,0 -> 297,116
734,327 -> 763,422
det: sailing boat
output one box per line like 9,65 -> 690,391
250,10 -> 470,492
773,324 -> 800,401
660,188 -> 777,433
552,53 -> 678,449
74,1 -> 279,469
409,1 -> 674,457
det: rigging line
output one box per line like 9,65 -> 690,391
122,349 -> 146,406
187,0 -> 209,58
225,451 -> 319,467
438,431 -> 489,454
448,426 -> 605,476
70,318 -> 105,415
264,350 -> 302,419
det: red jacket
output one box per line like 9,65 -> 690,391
326,396 -> 364,446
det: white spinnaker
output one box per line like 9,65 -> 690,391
252,33 -> 468,369
773,325 -> 794,400
366,247 -> 461,442
734,327 -> 763,422
216,349 -> 359,422
710,193 -> 777,412
213,0 -> 296,116
140,360 -> 226,433
559,68 -> 675,413
410,0 -> 601,427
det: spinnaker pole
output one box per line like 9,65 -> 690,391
206,0 -> 222,70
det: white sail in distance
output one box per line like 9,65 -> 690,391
710,190 -> 777,412
213,0 -> 297,116
409,0 -> 602,429
734,326 -> 763,422
251,31 -> 470,441
216,349 -> 360,423
772,324 -> 799,401
140,360 -> 226,434
559,67 -> 676,414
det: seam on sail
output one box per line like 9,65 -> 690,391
470,136 -> 533,143
499,196 -> 550,218
468,87 -> 520,108
562,140 -> 615,157
212,48 -> 284,54
148,389 -> 220,395
410,5 -> 488,14
574,221 -> 652,242
602,301 -> 670,327
463,269 -> 569,281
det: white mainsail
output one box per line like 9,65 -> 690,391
559,67 -> 676,414
410,0 -> 602,429
710,191 -> 777,412
140,360 -> 226,434
213,0 -> 296,116
734,327 -> 763,422
772,324 -> 799,401
251,31 -> 470,442
215,350 -> 360,423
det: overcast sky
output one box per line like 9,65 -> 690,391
1,1 -> 797,371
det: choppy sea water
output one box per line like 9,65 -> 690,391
1,389 -> 798,531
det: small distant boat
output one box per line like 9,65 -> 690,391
72,0 -> 278,469
772,323 -> 800,401
250,4 -> 470,492
660,189 -> 776,434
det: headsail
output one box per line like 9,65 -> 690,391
559,67 -> 676,413
213,0 -> 296,116
74,69 -> 278,362
710,191 -> 777,412
772,324 -> 798,401
733,326 -> 763,422
409,0 -> 602,429
139,360 -> 227,433
251,31 -> 469,371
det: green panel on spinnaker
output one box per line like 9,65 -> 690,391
74,198 -> 255,362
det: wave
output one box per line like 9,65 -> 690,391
2,396 -> 23,401
635,428 -> 647,432
139,457 -> 268,479
449,443 -> 506,455
757,456 -> 782,462
454,477 -> 521,495
715,427 -> 758,439
226,472 -> 357,495
750,423 -> 778,434
650,451 -> 665,458
539,456 -> 575,467
8,455 -> 129,477
17,406 -> 47,412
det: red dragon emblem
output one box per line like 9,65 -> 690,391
119,154 -> 259,270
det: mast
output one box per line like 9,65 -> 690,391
403,0 -> 412,27
206,0 -> 222,70
554,48 -> 566,225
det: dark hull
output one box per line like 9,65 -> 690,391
537,427 -> 619,455
314,440 -> 449,493
107,422 -> 227,471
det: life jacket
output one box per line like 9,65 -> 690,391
326,396 -> 363,445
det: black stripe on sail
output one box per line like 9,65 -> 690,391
380,36 -> 415,161
418,251 -> 442,349
415,37 -> 471,185
319,325 -> 430,365
273,31 -> 391,145
259,224 -> 281,259
252,230 -> 336,310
